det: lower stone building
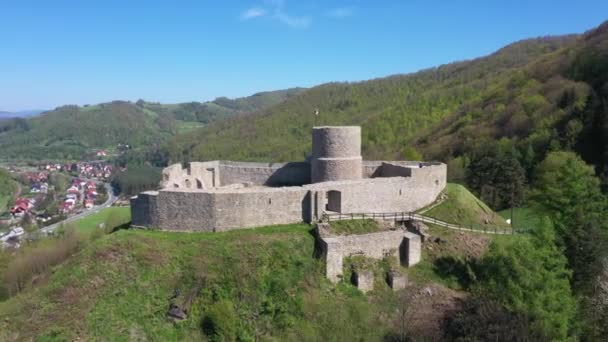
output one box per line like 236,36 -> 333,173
315,222 -> 421,285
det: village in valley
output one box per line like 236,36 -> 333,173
0,158 -> 117,248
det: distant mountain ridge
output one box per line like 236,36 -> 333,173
0,88 -> 305,160
0,109 -> 46,119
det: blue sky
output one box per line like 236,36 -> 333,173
1,0 -> 606,111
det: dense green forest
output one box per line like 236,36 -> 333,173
161,34 -> 579,163
161,22 -> 607,193
0,88 -> 303,161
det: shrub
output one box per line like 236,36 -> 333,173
2,227 -> 82,296
202,300 -> 237,342
443,295 -> 544,341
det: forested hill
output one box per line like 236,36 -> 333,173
163,23 -> 605,171
0,88 -> 304,161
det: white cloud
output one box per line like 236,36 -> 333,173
275,12 -> 311,28
327,7 -> 354,18
241,8 -> 267,20
240,0 -> 310,29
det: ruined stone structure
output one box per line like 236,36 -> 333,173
315,222 -> 421,285
131,126 -> 447,232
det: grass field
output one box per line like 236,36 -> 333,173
0,195 -> 9,216
176,120 -> 205,134
70,207 -> 131,233
329,219 -> 380,235
423,184 -> 510,228
498,207 -> 543,230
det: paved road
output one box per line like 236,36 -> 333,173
40,181 -> 117,234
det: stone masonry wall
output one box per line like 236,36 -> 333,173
130,191 -> 160,227
160,161 -> 310,190
379,162 -> 413,177
160,161 -> 219,190
362,161 -> 444,178
312,126 -> 362,183
306,169 -> 445,216
130,161 -> 447,231
154,190 -> 217,232
211,188 -> 309,231
218,161 -> 310,187
316,227 -> 421,283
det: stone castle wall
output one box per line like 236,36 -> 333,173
154,190 -> 217,232
362,161 -> 443,178
160,161 -> 310,189
131,162 -> 447,232
218,161 -> 310,187
307,165 -> 445,216
212,188 -> 310,231
131,126 -> 446,232
315,225 -> 421,283
160,161 -> 219,190
130,191 -> 160,227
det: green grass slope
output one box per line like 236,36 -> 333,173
0,169 -> 17,215
422,183 -> 510,228
71,207 -> 131,234
0,225 -> 398,341
0,184 -> 525,340
498,207 -> 543,230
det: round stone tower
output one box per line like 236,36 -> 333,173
311,126 -> 362,183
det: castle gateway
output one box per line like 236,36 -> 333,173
130,126 -> 447,232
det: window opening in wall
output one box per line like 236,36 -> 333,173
196,179 -> 203,189
207,168 -> 216,187
399,189 -> 402,196
185,179 -> 191,188
435,179 -> 439,185
268,198 -> 272,205
173,183 -> 179,188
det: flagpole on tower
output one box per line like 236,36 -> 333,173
313,108 -> 319,127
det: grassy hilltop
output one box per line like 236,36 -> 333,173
0,185 -> 567,341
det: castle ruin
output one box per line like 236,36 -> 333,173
130,126 -> 447,232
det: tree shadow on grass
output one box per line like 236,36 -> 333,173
108,221 -> 131,233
